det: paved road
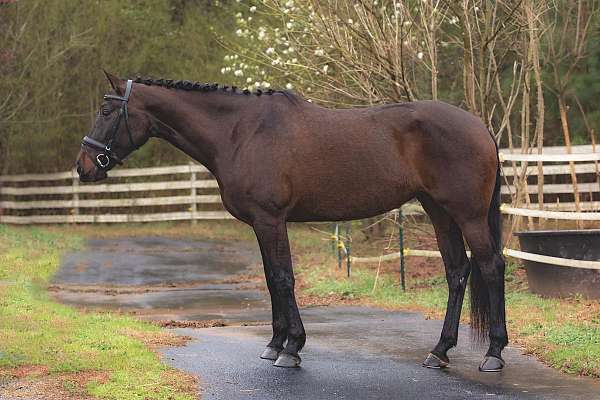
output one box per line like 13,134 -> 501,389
54,237 -> 600,400
163,307 -> 600,400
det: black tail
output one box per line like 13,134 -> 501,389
469,146 -> 503,341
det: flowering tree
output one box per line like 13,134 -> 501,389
219,0 -> 525,128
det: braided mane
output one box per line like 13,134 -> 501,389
131,76 -> 292,98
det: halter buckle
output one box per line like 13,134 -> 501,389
96,153 -> 111,168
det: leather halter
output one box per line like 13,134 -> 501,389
81,79 -> 138,169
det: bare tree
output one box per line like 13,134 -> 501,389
543,0 -> 600,213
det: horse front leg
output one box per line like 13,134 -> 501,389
253,217 -> 305,368
255,239 -> 288,360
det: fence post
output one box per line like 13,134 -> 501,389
72,168 -> 79,221
335,223 -> 343,269
398,208 -> 406,291
190,162 -> 197,224
331,223 -> 337,255
345,222 -> 351,277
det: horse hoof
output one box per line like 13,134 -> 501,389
479,356 -> 505,372
273,353 -> 301,368
260,347 -> 280,361
422,353 -> 449,369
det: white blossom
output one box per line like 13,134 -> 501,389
234,69 -> 243,77
286,83 -> 293,89
266,47 -> 275,54
249,6 -> 257,12
417,51 -> 424,59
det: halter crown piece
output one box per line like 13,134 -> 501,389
81,79 -> 139,169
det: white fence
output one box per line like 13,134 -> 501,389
0,164 -> 232,224
0,145 -> 598,224
500,145 -> 600,211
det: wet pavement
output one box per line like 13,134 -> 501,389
164,307 -> 600,400
52,236 -> 269,321
55,237 -> 600,400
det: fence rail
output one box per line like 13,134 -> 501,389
0,211 -> 233,225
0,163 -> 226,224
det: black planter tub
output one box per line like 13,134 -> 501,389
515,229 -> 600,299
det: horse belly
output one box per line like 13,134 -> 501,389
287,175 -> 416,222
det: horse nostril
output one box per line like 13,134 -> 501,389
76,161 -> 83,175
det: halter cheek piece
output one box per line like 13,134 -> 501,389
81,79 -> 139,169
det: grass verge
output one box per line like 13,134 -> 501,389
0,225 -> 197,400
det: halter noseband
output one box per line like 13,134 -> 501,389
82,79 -> 139,169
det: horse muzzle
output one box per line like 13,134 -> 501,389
76,155 -> 108,182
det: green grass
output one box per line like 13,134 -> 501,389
300,263 -> 448,311
505,290 -> 600,377
0,225 -> 196,399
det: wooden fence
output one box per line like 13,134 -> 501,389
0,145 -> 598,224
500,144 -> 600,211
0,164 -> 232,224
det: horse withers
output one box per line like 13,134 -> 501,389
76,72 -> 507,372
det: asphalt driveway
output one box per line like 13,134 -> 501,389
54,237 -> 600,400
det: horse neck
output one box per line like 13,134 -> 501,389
145,88 -> 245,175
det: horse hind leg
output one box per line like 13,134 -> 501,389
461,217 -> 508,372
417,194 -> 471,369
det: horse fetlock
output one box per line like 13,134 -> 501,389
489,330 -> 509,346
431,336 -> 453,354
268,335 -> 287,349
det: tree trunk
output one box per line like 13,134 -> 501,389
557,95 -> 582,217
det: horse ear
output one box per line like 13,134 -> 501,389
103,69 -> 124,96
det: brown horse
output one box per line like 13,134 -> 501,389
76,72 -> 507,372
